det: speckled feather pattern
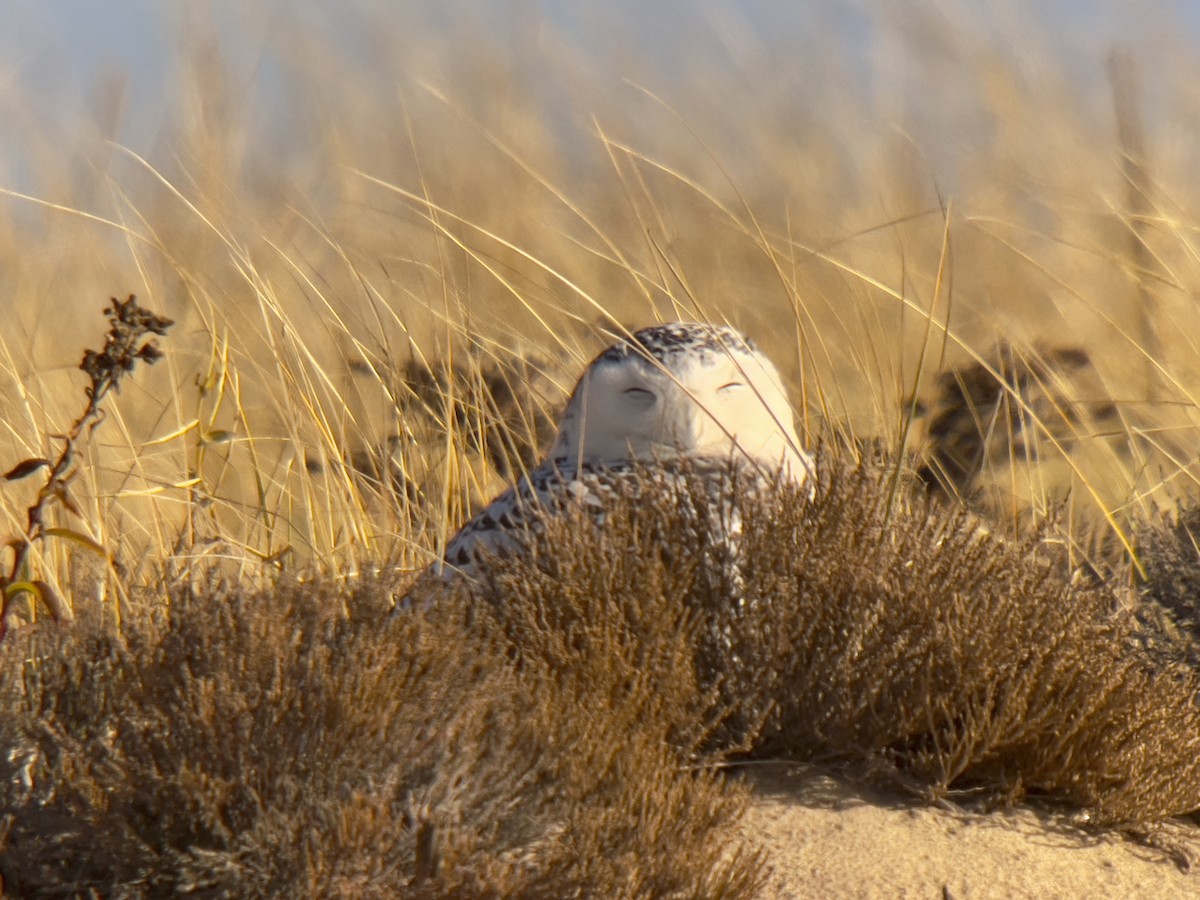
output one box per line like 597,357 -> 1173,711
593,322 -> 758,366
441,455 -> 766,577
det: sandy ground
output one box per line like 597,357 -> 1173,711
739,765 -> 1200,899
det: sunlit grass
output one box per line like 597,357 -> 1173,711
1,2 -> 1199,607
5,5 -> 1200,892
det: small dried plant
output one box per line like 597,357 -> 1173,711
0,295 -> 172,638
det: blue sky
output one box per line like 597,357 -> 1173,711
2,0 -> 1197,190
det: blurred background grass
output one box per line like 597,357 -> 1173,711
3,0 -> 1200,609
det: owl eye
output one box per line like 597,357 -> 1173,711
717,382 -> 746,394
623,387 -> 656,405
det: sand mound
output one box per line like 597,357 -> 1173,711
743,766 -> 1198,899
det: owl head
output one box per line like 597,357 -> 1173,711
549,323 -> 812,486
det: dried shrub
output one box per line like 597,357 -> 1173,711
916,344 -> 1121,499
6,449 -> 1200,896
0,576 -> 763,898
1140,505 -> 1200,647
1,295 -> 172,636
736,457 -> 1200,825
304,348 -> 563,512
399,351 -> 561,481
466,453 -> 1200,827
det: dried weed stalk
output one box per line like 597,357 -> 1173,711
0,296 -> 172,638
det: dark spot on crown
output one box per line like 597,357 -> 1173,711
596,323 -> 757,368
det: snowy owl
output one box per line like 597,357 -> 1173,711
436,322 -> 814,579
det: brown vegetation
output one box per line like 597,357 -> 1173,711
6,451 -> 1200,895
1139,505 -> 1200,652
0,573 -> 762,898
466,455 -> 1200,826
5,3 -> 1200,895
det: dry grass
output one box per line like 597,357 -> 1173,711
5,455 -> 1200,894
450,456 -> 1200,825
734,456 -> 1200,824
5,3 -> 1200,590
0,574 -> 764,898
4,1 -> 1200,893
